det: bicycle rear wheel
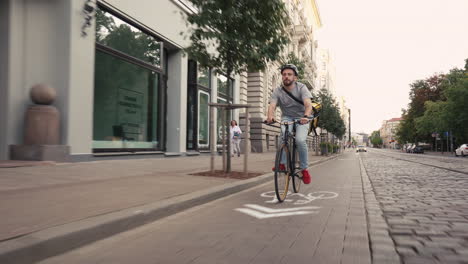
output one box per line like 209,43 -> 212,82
274,144 -> 290,202
291,148 -> 301,193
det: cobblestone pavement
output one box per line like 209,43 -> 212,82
361,149 -> 468,264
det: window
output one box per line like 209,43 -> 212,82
95,9 -> 162,68
187,60 -> 211,150
93,7 -> 163,151
217,74 -> 233,100
198,91 -> 210,147
216,97 -> 231,145
216,74 -> 233,145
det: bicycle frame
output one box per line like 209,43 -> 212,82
280,121 -> 300,178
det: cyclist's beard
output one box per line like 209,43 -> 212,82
282,79 -> 294,87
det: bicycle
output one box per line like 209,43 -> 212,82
265,116 -> 316,202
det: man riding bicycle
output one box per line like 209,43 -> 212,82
266,64 -> 313,184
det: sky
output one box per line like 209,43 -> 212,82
315,0 -> 468,134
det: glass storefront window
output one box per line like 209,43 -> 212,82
198,91 -> 210,147
217,74 -> 233,99
198,67 -> 210,88
93,50 -> 160,149
94,6 -> 164,151
95,9 -> 162,68
216,97 -> 232,144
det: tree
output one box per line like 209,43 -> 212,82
396,110 -> 416,145
440,67 -> 468,144
184,0 -> 290,172
412,65 -> 468,146
396,74 -> 447,144
317,88 -> 346,139
370,130 -> 383,147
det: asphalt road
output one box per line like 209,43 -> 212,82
40,151 -> 370,264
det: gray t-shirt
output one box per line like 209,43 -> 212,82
269,82 -> 312,119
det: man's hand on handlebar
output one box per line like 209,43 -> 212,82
265,116 -> 275,124
299,117 -> 309,125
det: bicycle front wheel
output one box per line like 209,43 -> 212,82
274,144 -> 290,202
292,148 -> 301,193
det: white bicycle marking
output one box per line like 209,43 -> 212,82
244,204 -> 321,212
261,191 -> 339,205
235,204 -> 320,219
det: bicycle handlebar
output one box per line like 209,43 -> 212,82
263,115 -> 316,126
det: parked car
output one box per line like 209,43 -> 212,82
412,146 -> 424,154
406,144 -> 416,153
455,144 -> 468,157
356,145 -> 367,152
403,144 -> 411,153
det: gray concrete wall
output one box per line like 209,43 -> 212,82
65,0 -> 95,156
0,0 -> 96,158
2,0 -> 30,160
0,0 -> 10,160
166,50 -> 187,153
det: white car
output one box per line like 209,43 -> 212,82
455,144 -> 468,157
356,145 -> 367,152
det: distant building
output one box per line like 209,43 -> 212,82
380,117 -> 403,148
316,48 -> 336,96
337,97 -> 350,144
351,132 -> 369,146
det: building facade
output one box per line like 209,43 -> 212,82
0,0 -> 324,161
380,117 -> 403,148
337,96 -> 350,145
0,0 -> 248,161
246,0 -> 323,153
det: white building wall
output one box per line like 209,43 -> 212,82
104,0 -> 189,49
166,51 -> 188,153
0,0 -> 276,160
0,0 -> 94,159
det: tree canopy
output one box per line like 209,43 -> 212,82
369,130 -> 383,147
184,0 -> 291,172
184,0 -> 290,77
396,59 -> 468,146
317,88 -> 346,139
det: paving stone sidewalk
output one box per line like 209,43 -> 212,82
0,152 -> 336,263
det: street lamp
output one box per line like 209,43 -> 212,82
348,109 -> 351,146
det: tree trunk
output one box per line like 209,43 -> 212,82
225,67 -> 233,173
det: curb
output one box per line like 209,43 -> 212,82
0,155 -> 337,264
359,155 -> 401,263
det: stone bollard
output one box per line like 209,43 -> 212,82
10,84 -> 70,161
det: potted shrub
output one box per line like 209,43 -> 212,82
320,142 -> 329,155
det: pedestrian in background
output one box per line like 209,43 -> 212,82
230,120 -> 242,157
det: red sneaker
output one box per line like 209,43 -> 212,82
301,169 -> 311,184
272,164 -> 286,171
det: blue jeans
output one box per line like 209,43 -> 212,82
280,117 -> 309,170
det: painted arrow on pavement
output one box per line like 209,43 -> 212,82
235,204 -> 320,219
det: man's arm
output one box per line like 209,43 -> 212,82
300,98 -> 313,124
267,102 -> 277,123
303,98 -> 312,116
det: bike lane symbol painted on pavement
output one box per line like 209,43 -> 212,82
235,192 -> 339,219
260,191 -> 339,205
235,204 -> 320,219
